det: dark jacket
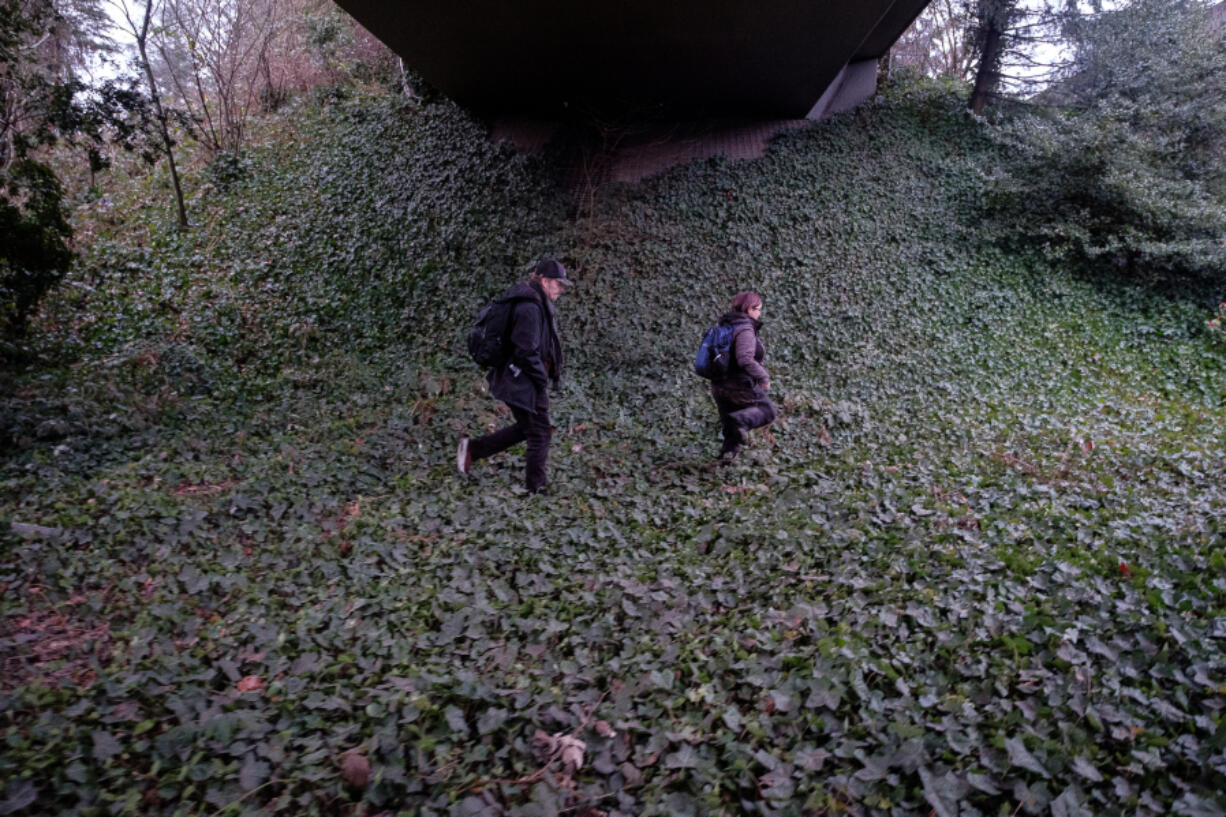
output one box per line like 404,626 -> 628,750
711,311 -> 768,406
487,281 -> 563,413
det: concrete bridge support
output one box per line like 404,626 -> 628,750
332,1 -> 932,120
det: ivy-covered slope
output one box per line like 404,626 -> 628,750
2,83 -> 1225,817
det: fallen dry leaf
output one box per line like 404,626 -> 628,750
236,675 -> 263,692
341,752 -> 370,787
557,734 -> 585,773
532,730 -> 586,774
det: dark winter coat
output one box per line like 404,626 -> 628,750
487,281 -> 563,413
711,311 -> 769,406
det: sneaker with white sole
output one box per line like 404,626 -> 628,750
457,438 -> 472,474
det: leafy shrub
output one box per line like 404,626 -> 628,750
1209,300 -> 1226,344
0,160 -> 73,342
990,105 -> 1226,281
204,150 -> 252,190
310,82 -> 351,107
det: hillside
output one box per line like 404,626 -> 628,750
2,81 -> 1225,816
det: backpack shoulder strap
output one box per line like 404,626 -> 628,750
726,322 -> 757,372
727,322 -> 751,351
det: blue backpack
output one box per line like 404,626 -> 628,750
694,324 -> 737,379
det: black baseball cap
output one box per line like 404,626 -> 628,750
534,258 -> 574,287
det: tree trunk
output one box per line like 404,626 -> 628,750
966,4 -> 1005,115
968,17 -> 1004,115
135,26 -> 189,229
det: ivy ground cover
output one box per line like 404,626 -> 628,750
2,83 -> 1226,816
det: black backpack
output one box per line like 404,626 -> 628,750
467,294 -> 531,368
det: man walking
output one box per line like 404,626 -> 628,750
457,259 -> 572,493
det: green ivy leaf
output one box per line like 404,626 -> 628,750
91,731 -> 122,763
1005,736 -> 1050,778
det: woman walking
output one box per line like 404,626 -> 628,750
711,291 -> 776,463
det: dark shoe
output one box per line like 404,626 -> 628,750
456,438 -> 472,474
717,446 -> 740,465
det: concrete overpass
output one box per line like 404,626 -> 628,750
332,1 -> 933,120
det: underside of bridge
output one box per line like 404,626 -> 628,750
332,1 -> 932,120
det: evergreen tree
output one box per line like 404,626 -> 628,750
965,0 -> 1072,113
992,0 -> 1226,281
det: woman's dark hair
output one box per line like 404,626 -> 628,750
731,291 -> 762,314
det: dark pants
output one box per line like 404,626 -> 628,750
713,393 -> 776,454
468,404 -> 552,492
